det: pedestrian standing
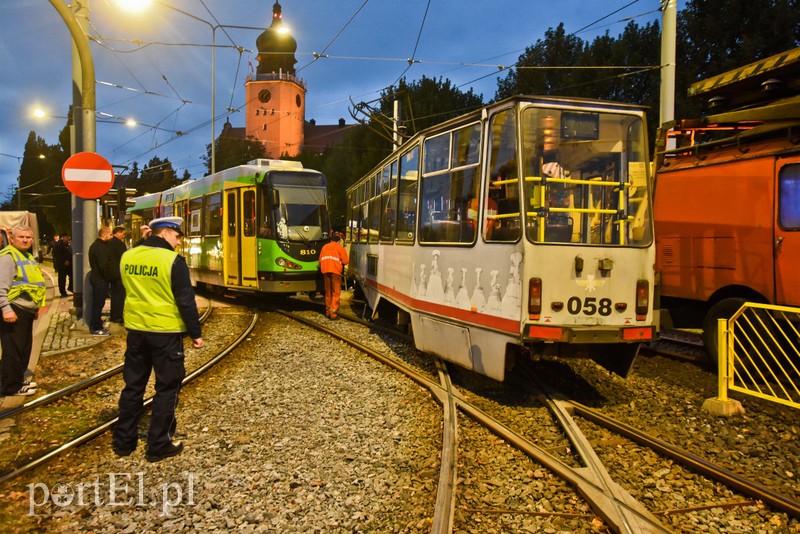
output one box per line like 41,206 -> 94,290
88,227 -> 114,336
108,226 -> 127,324
319,233 -> 349,320
112,217 -> 203,462
51,233 -> 73,297
0,225 -> 45,397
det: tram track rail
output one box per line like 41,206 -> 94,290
281,299 -> 800,531
0,301 -> 213,422
279,308 -> 674,532
0,306 -> 258,485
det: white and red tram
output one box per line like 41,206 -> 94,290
346,95 -> 658,381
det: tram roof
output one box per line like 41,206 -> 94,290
347,94 -> 648,193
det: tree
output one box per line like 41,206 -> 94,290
316,76 -> 484,224
15,130 -> 70,237
676,0 -> 800,119
128,156 -> 178,196
203,134 -> 267,176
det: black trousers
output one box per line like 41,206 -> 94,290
109,279 -> 125,323
0,305 -> 35,396
113,331 -> 186,453
89,272 -> 109,331
57,269 -> 72,296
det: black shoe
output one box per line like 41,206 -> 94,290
145,441 -> 184,462
113,443 -> 135,457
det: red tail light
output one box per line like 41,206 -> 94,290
529,278 -> 542,319
635,279 -> 649,320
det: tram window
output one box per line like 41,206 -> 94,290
227,192 -> 237,237
358,202 -> 369,243
243,190 -> 256,237
420,167 -> 479,244
452,123 -> 481,168
424,133 -> 450,174
396,146 -> 419,243
379,191 -> 396,241
486,109 -> 520,242
390,160 -> 398,189
381,165 -> 391,193
346,192 -> 354,243
779,164 -> 800,229
189,198 -> 203,236
204,193 -> 223,236
368,196 -> 380,243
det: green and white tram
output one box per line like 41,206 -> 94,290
128,159 -> 331,295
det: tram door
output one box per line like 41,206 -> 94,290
224,187 -> 259,288
775,159 -> 800,306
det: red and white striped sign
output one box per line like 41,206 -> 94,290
61,152 -> 114,199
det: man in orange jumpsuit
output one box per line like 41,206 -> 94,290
319,233 -> 349,320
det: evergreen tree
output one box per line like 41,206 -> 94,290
129,156 -> 178,195
203,135 -> 267,176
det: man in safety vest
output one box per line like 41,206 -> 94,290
0,225 -> 45,397
112,216 -> 203,462
319,232 -> 349,320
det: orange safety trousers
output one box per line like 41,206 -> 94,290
323,273 -> 342,317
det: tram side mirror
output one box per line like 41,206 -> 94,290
270,189 -> 280,207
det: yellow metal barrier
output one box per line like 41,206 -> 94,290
717,303 -> 800,411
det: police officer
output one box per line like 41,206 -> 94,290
112,217 -> 203,462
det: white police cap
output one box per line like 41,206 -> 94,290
149,217 -> 184,236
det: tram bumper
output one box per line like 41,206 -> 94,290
524,324 -> 655,344
523,324 -> 655,378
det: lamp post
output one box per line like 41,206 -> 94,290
48,0 -> 97,320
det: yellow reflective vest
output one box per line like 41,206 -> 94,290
0,246 -> 46,308
121,245 -> 186,333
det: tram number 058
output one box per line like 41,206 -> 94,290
567,296 -> 612,316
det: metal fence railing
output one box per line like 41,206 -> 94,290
715,303 -> 800,410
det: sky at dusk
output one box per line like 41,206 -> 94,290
0,0 -> 678,199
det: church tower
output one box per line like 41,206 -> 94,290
245,2 -> 305,158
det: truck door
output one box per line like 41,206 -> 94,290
774,158 -> 800,306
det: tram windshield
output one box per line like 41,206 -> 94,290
519,107 -> 652,246
258,173 -> 331,242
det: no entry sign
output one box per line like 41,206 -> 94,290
61,152 -> 114,199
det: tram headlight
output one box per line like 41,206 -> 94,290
275,257 -> 302,270
635,279 -> 649,320
528,278 -> 542,319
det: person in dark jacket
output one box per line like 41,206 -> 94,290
108,226 -> 128,323
87,227 -> 114,336
112,217 -> 203,462
51,234 -> 73,298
